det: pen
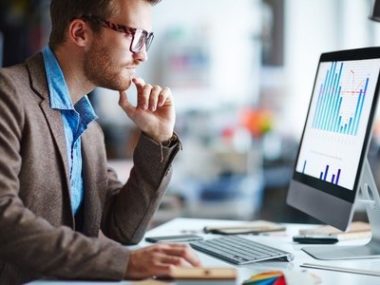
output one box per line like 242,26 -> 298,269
300,263 -> 380,277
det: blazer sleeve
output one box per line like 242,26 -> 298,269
101,132 -> 182,244
0,72 -> 130,281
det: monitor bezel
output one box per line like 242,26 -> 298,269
292,47 -> 380,204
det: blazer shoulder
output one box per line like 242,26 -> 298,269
0,61 -> 32,104
0,66 -> 27,137
0,53 -> 47,103
0,63 -> 27,103
0,62 -> 30,85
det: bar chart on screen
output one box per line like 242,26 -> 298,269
319,164 -> 341,185
296,58 -> 380,190
312,62 -> 369,136
301,159 -> 342,186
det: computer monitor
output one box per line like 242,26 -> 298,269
287,47 -> 380,260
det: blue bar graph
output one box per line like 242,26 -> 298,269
312,62 -> 369,136
336,169 -> 341,185
319,164 -> 341,186
323,165 -> 329,181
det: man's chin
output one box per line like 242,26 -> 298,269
101,78 -> 132,92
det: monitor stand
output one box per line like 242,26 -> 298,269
302,158 -> 380,260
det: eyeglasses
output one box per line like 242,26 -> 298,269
81,15 -> 154,53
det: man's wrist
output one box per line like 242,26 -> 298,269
146,132 -> 177,146
160,133 -> 178,146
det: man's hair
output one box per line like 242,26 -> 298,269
49,0 -> 161,49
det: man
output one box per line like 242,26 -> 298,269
0,0 -> 200,283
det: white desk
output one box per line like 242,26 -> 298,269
145,218 -> 380,284
31,218 -> 380,284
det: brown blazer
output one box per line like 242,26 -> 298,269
0,54 -> 181,284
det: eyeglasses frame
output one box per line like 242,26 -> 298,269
80,15 -> 154,53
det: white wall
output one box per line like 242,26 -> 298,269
146,0 -> 262,112
281,0 -> 340,137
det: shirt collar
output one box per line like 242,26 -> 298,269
42,46 -> 74,110
42,46 -> 98,124
76,96 -> 98,127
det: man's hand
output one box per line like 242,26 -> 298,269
119,77 -> 175,143
125,243 -> 201,280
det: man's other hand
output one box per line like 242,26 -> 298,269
118,77 -> 175,143
125,243 -> 201,280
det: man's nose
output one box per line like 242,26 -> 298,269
133,47 -> 148,63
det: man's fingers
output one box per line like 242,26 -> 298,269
149,85 -> 162,111
132,77 -> 146,91
132,77 -> 146,109
132,78 -> 171,112
125,245 -> 200,280
138,84 -> 152,110
158,87 -> 171,107
159,255 -> 191,267
159,244 -> 201,267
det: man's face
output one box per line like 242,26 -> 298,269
83,0 -> 152,91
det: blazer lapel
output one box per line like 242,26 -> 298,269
26,54 -> 72,210
81,134 -> 102,236
39,101 -> 70,185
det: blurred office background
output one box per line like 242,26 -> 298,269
2,0 -> 380,226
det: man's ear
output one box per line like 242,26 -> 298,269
68,19 -> 92,47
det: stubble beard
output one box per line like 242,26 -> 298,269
83,42 -> 132,91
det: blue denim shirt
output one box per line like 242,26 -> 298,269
42,47 -> 98,215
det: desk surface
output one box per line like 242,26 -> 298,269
31,218 -> 380,285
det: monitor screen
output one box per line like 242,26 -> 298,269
287,47 -> 380,230
296,59 -> 380,191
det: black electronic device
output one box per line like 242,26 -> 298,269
287,47 -> 380,260
292,235 -> 338,244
